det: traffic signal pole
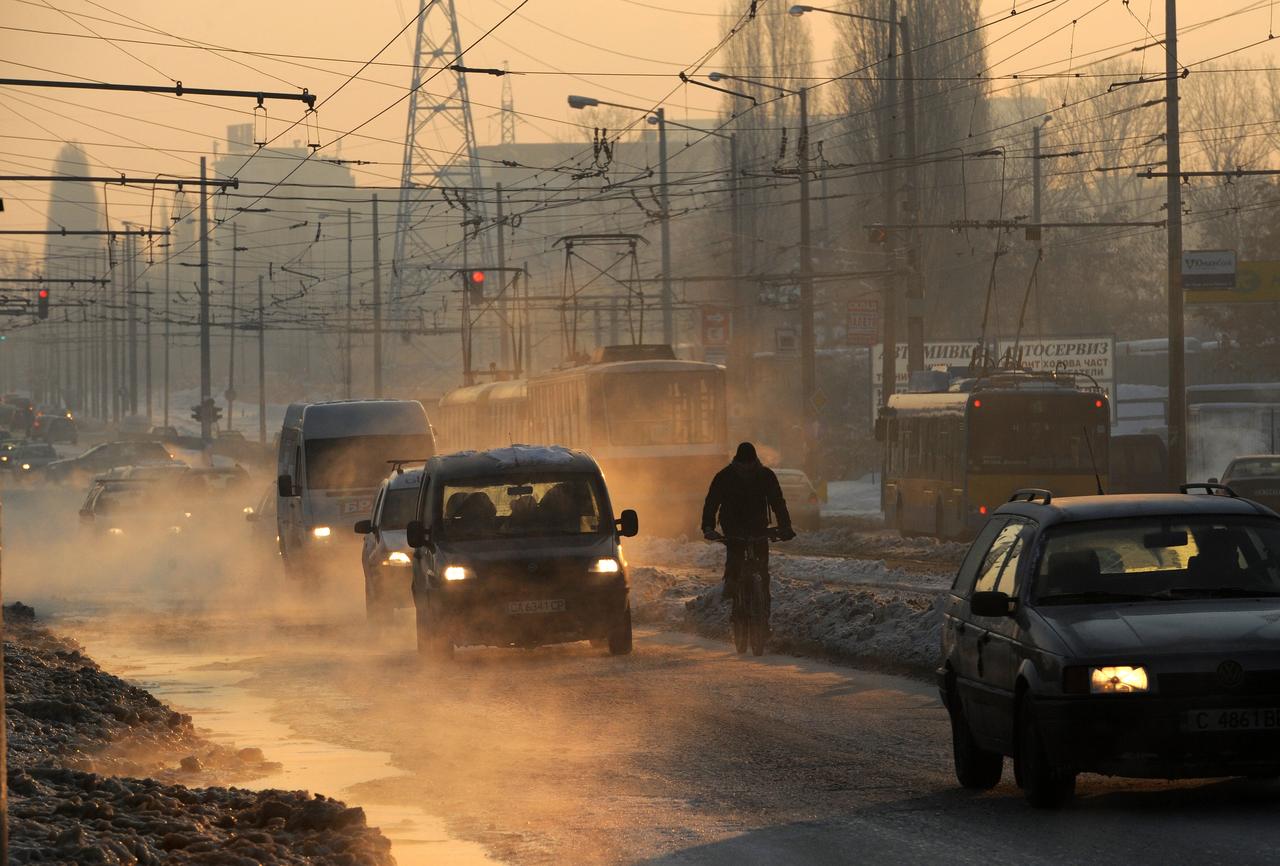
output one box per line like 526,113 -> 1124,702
199,157 -> 212,443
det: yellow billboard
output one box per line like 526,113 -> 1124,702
1186,260 -> 1280,304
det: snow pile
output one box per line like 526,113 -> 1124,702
792,526 -> 968,565
629,566 -> 708,625
685,581 -> 946,676
626,536 -> 722,570
5,604 -> 394,866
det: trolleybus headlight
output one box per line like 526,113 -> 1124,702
443,565 -> 470,581
384,551 -> 412,566
1089,665 -> 1149,694
312,525 -> 332,539
590,557 -> 621,574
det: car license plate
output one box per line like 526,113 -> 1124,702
1182,708 -> 1280,732
507,599 -> 566,615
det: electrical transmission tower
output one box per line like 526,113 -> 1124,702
500,61 -> 517,145
391,0 -> 489,320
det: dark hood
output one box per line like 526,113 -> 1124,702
1039,600 -> 1280,658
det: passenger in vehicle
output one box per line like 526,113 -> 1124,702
539,482 -> 584,534
508,494 -> 540,528
1188,527 -> 1243,583
455,491 -> 497,535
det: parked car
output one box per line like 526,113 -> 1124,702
355,465 -> 426,624
940,486 -> 1280,808
45,440 -> 179,487
775,468 -> 821,532
1109,433 -> 1168,494
1215,455 -> 1280,513
405,446 -> 639,660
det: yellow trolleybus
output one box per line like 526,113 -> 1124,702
877,371 -> 1111,538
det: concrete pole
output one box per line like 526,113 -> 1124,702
901,16 -> 925,375
199,157 -> 212,443
346,209 -> 353,399
227,223 -> 237,431
371,194 -> 383,397
1165,0 -> 1187,487
258,275 -> 266,446
656,108 -> 673,346
879,0 -> 900,407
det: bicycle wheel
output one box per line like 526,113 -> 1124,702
731,584 -> 749,654
748,568 -> 768,657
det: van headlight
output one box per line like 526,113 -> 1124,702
20,463 -> 31,471
383,551 -> 412,566
1091,666 -> 1149,694
590,557 -> 621,574
312,526 -> 332,539
443,565 -> 470,581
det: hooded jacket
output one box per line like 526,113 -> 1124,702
701,458 -> 792,536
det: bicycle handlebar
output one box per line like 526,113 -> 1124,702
704,528 -> 788,544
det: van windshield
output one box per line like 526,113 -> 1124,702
439,476 -> 604,539
305,435 -> 431,490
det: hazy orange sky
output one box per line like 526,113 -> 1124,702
1,0 -> 1276,244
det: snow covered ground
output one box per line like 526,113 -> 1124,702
821,474 -> 884,519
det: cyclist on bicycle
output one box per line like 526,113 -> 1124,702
701,442 -> 795,617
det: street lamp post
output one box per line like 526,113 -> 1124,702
790,3 -> 904,400
707,72 -> 817,476
568,95 -> 674,346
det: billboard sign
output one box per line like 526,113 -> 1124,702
846,299 -> 880,346
1182,249 -> 1237,290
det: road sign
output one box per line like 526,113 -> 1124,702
846,299 -> 880,346
1182,249 -> 1236,289
1186,260 -> 1280,304
700,306 -> 730,348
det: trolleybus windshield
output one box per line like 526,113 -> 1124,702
967,403 -> 1108,474
603,373 -> 721,446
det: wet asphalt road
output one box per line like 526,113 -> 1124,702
5,487 -> 1280,865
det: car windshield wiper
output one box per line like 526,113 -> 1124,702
1036,590 -> 1154,605
1148,586 -> 1280,600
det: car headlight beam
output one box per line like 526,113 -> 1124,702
1090,665 -> 1149,694
443,565 -> 469,581
384,551 -> 412,566
590,557 -> 621,574
312,526 -> 331,539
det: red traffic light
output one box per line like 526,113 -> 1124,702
468,270 -> 486,285
38,289 -> 48,299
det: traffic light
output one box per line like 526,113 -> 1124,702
36,288 -> 49,319
189,398 -> 224,427
467,269 -> 486,304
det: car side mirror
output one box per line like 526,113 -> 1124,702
616,509 -> 639,538
970,590 -> 1016,618
277,474 -> 294,498
354,519 -> 373,535
1208,477 -> 1219,485
406,520 -> 428,549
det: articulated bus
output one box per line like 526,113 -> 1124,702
877,372 -> 1111,538
435,346 -> 727,534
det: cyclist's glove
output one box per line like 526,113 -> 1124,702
777,526 -> 797,541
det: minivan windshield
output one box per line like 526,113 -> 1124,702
1033,516 -> 1280,604
439,476 -> 604,539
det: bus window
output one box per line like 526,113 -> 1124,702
603,373 -> 721,446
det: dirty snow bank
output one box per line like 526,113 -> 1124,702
5,603 -> 394,865
822,475 -> 884,518
685,581 -> 945,677
789,526 -> 968,565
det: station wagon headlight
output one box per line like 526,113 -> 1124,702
1090,665 -> 1149,694
590,557 -> 621,574
443,565 -> 470,581
312,526 -> 332,539
384,551 -> 412,566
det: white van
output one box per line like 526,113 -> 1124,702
276,400 -> 435,580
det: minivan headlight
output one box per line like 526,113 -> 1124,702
443,565 -> 471,581
590,557 -> 621,574
1091,665 -> 1149,694
384,551 -> 412,566
312,526 -> 332,539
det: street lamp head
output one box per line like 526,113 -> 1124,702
788,5 -> 813,15
707,71 -> 725,82
567,95 -> 599,110
646,115 -> 660,125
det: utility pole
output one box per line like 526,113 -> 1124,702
655,107 -> 674,346
728,133 -> 747,393
144,279 -> 152,423
163,229 -> 171,426
497,184 -> 511,371
258,275 -> 266,446
199,157 -> 212,443
901,15 -> 925,374
345,208 -> 353,399
125,230 -> 138,416
796,88 -> 818,478
371,194 -> 383,398
880,0 -> 900,406
1165,0 -> 1186,487
227,223 -> 237,431
110,241 -> 120,424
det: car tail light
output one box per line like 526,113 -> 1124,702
978,505 -> 988,515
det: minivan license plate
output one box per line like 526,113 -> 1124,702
1182,708 -> 1280,732
507,599 -> 566,615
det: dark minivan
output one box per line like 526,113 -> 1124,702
405,446 -> 639,660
